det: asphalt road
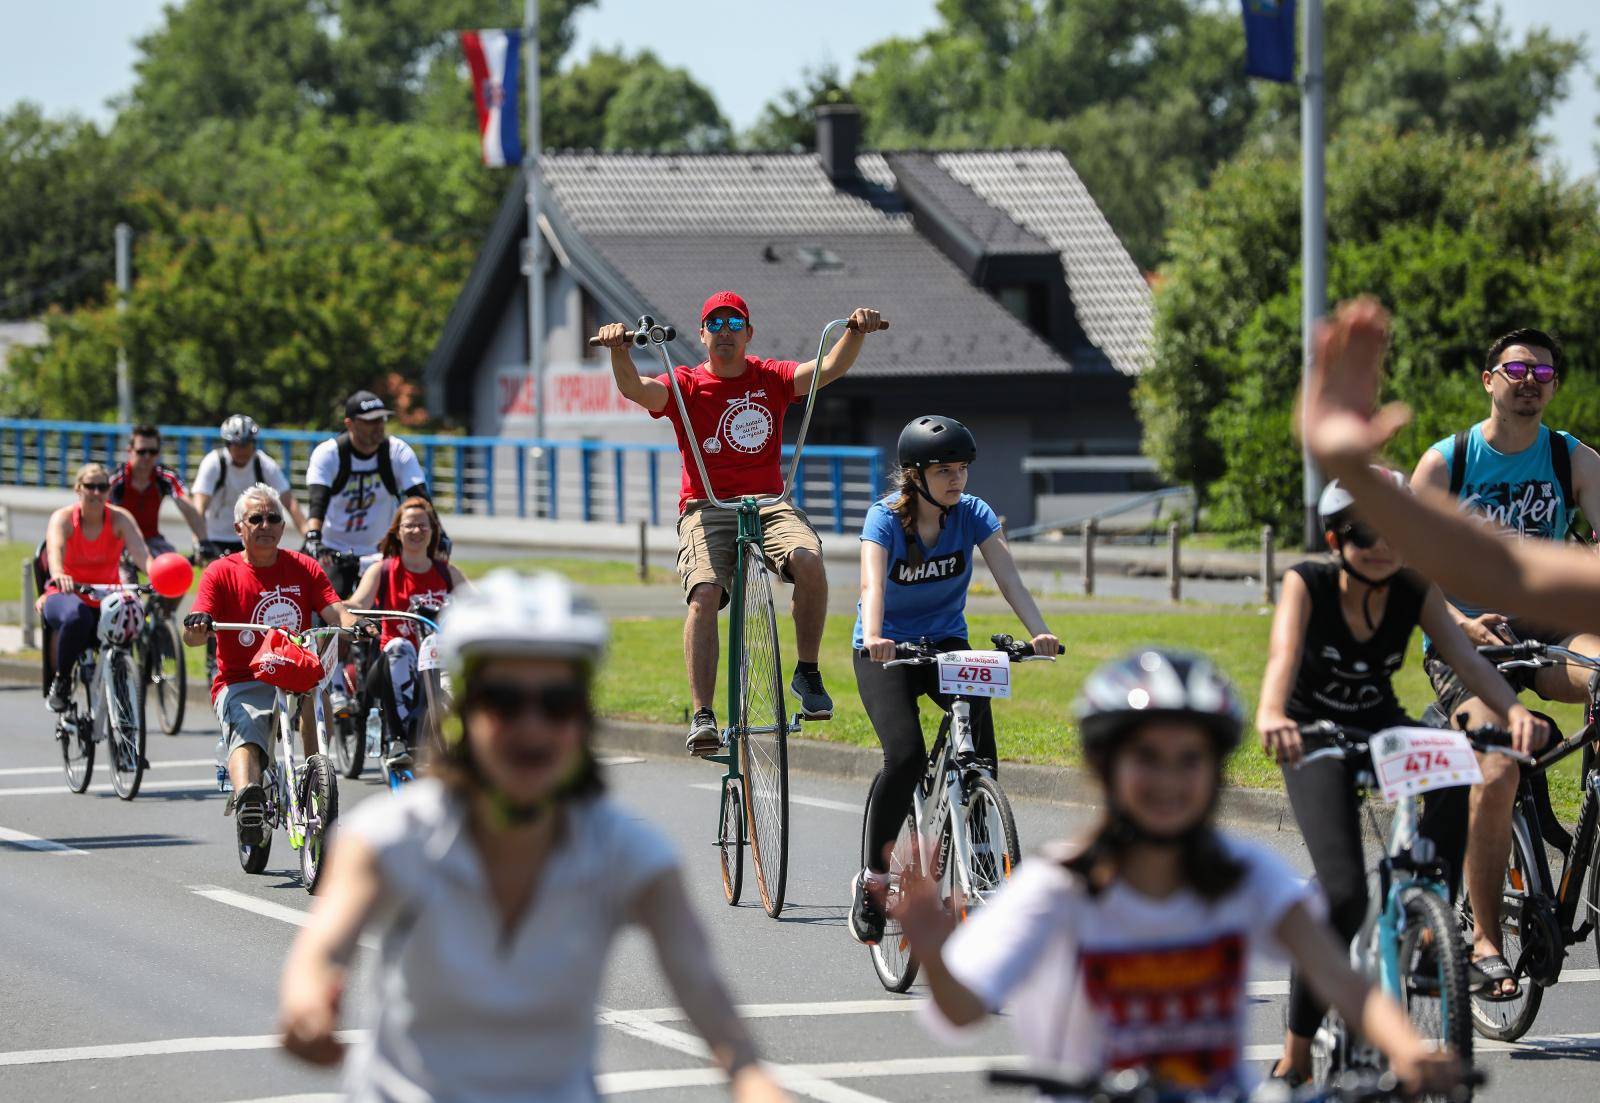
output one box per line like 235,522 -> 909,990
2,684 -> 1597,1102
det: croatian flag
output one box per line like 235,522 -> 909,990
460,29 -> 523,167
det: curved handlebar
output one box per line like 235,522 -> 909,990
864,633 -> 1054,667
603,314 -> 883,512
1295,720 -> 1527,767
350,609 -> 441,633
71,582 -> 154,597
210,622 -> 366,641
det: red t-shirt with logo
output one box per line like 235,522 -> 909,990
375,556 -> 454,646
192,549 -> 341,700
650,356 -> 799,510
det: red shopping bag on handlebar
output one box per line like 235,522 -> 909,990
249,629 -> 326,694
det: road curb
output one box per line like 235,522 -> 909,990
0,658 -> 1300,837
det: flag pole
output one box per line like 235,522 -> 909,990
1300,0 -> 1326,551
522,0 -> 547,454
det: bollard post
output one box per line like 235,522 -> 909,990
1081,518 -> 1097,597
0,502 -> 8,541
21,561 -> 36,650
1168,521 -> 1181,603
637,519 -> 649,583
1262,525 -> 1277,604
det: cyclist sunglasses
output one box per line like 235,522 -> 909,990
79,481 -> 111,493
464,680 -> 589,723
1493,360 -> 1557,384
131,447 -> 161,456
703,316 -> 747,333
243,511 -> 284,526
1337,522 -> 1381,550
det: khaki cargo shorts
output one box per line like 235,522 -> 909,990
676,500 -> 822,608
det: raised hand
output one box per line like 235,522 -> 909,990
847,307 -> 887,334
1298,297 -> 1413,476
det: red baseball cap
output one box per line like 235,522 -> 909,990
700,290 -> 750,324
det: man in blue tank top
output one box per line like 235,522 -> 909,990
1410,327 -> 1600,997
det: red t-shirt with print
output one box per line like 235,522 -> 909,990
650,356 -> 799,510
192,549 -> 341,700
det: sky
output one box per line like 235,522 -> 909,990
0,0 -> 1597,176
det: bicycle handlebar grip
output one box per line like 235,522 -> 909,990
1466,724 -> 1514,749
587,330 -> 638,347
846,317 -> 891,332
1477,641 -> 1541,661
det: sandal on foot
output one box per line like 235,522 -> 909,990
1472,953 -> 1520,1001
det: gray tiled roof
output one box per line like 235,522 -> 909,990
578,230 -> 1070,377
541,153 -> 907,236
885,153 -> 1058,257
937,151 -> 1153,376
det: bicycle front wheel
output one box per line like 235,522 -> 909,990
60,676 -> 94,794
107,648 -> 147,800
958,774 -> 1021,909
149,612 -> 186,735
1397,886 -> 1472,1098
299,753 -> 339,894
736,543 -> 789,918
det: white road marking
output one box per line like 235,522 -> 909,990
598,755 -> 645,766
0,1031 -> 366,1067
598,1055 -> 1003,1095
0,777 -> 219,798
0,825 -> 89,855
189,884 -> 320,929
0,757 -> 213,777
614,999 -> 921,1024
690,781 -> 861,814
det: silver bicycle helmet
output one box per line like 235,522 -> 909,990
220,414 -> 260,444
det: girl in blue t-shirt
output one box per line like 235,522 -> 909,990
849,415 -> 1060,945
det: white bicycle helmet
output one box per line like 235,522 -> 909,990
1318,467 -> 1408,528
97,589 -> 144,646
437,570 -> 607,674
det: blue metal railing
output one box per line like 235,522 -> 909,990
0,419 -> 884,534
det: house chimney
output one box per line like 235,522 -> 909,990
816,103 -> 861,185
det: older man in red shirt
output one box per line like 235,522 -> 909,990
599,291 -> 885,755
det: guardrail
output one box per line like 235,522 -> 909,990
0,419 -> 884,534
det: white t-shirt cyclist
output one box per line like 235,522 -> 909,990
304,437 -> 427,556
193,448 -> 293,543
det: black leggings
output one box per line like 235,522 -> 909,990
1282,719 -> 1467,1037
856,636 -> 994,874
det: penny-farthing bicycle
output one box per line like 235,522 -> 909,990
593,314 -> 867,917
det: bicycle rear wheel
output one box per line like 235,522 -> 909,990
148,612 -> 186,735
718,778 -> 744,906
1465,814 -> 1545,1041
107,648 -> 147,800
1398,886 -> 1472,1099
868,811 -> 922,992
299,753 -> 339,894
958,774 -> 1021,909
737,543 -> 789,918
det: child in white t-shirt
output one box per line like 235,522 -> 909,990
895,648 -> 1466,1097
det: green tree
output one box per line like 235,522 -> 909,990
824,0 -> 1581,268
602,61 -> 730,152
1138,126 -> 1600,532
743,66 -> 849,152
0,105 -> 129,318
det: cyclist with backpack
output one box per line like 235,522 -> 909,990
1408,326 -> 1600,998
1256,471 -> 1545,1082
303,391 -> 431,598
192,415 -> 308,554
347,497 -> 470,770
848,415 -> 1059,946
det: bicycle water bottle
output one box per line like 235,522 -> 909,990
214,735 -> 231,792
365,710 -> 382,759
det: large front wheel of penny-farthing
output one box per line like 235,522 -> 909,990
737,543 -> 789,918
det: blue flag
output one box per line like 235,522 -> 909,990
1241,0 -> 1296,83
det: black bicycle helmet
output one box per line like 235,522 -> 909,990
1318,468 -> 1408,630
1074,648 -> 1244,759
897,415 -> 977,468
220,414 -> 259,444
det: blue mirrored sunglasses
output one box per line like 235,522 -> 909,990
704,316 -> 747,333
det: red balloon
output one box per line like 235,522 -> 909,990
149,552 -> 195,598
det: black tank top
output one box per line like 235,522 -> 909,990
1284,560 -> 1428,728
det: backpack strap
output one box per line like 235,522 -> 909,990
253,453 -> 265,486
330,432 -> 399,498
1549,429 -> 1590,543
1448,429 -> 1469,498
209,449 -> 230,496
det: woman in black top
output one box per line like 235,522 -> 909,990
1256,471 -> 1544,1083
